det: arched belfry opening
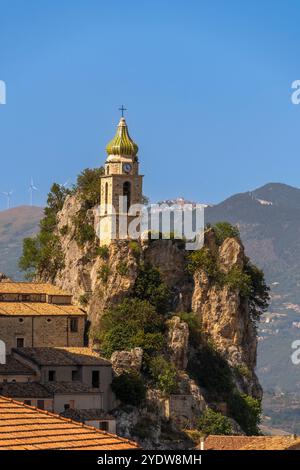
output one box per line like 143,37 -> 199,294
123,181 -> 131,212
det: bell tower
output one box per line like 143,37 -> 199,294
99,114 -> 143,245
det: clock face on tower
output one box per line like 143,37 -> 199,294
123,163 -> 132,174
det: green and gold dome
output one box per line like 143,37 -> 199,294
106,117 -> 138,157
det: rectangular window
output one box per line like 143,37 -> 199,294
16,337 -> 24,348
69,400 -> 75,409
99,421 -> 109,431
37,400 -> 44,410
24,400 -> 31,406
70,318 -> 78,332
64,404 -> 70,411
72,370 -> 79,381
92,370 -> 100,388
48,370 -> 56,382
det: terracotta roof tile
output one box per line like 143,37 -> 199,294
0,282 -> 72,296
0,396 -> 138,450
0,302 -> 84,316
13,347 -> 110,366
0,355 -> 36,376
204,435 -> 300,450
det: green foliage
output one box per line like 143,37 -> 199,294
188,342 -> 234,401
188,247 -> 219,280
19,183 -> 69,279
94,298 -> 165,358
60,225 -> 69,236
111,372 -> 146,406
244,260 -> 270,320
228,393 -> 261,435
95,245 -> 109,260
75,167 -> 104,208
149,356 -> 178,395
224,266 -> 252,297
98,264 -> 110,284
235,364 -> 251,379
131,263 -> 171,314
213,222 -> 240,245
128,240 -> 141,259
175,312 -> 201,345
73,208 -> 95,246
198,408 -> 233,436
117,261 -> 128,276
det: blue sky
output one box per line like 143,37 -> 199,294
1,0 -> 300,208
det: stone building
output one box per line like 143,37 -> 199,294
99,116 -> 143,245
0,347 -> 116,430
0,282 -> 86,351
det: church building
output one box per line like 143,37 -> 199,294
99,115 -> 143,245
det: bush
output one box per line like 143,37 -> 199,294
132,263 -> 171,314
98,265 -> 110,284
212,222 -> 240,245
228,393 -> 261,435
95,245 -> 109,260
117,261 -> 128,276
198,408 -> 233,436
75,167 -> 104,207
187,342 -> 234,401
187,247 -> 219,280
111,373 -> 146,406
128,240 -> 141,259
149,356 -> 178,395
175,312 -> 201,345
94,298 -> 165,358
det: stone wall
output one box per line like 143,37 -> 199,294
0,315 -> 85,352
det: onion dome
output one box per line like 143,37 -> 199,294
106,117 -> 138,157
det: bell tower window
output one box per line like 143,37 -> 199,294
123,182 -> 131,212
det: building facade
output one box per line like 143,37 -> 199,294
0,282 -> 86,351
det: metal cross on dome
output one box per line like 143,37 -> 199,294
118,105 -> 127,117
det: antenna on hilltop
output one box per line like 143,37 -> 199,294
1,190 -> 13,209
29,178 -> 38,206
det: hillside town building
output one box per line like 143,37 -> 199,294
0,282 -> 86,351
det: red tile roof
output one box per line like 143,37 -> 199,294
204,435 -> 300,450
0,396 -> 139,450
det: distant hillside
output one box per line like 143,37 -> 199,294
0,206 -> 43,280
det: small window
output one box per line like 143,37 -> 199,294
21,294 -> 31,302
46,318 -> 52,323
70,318 -> 78,332
24,400 -> 32,406
37,400 -> 44,410
48,370 -> 56,382
99,421 -> 109,431
92,370 -> 100,388
16,338 -> 24,348
72,370 -> 79,381
64,404 -> 70,411
19,318 -> 24,323
69,400 -> 75,409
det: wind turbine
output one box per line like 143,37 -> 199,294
59,179 -> 70,189
1,190 -> 13,209
29,178 -> 38,206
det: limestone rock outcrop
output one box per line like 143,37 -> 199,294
167,316 -> 189,370
111,347 -> 143,375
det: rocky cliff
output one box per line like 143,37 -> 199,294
31,188 -> 267,447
